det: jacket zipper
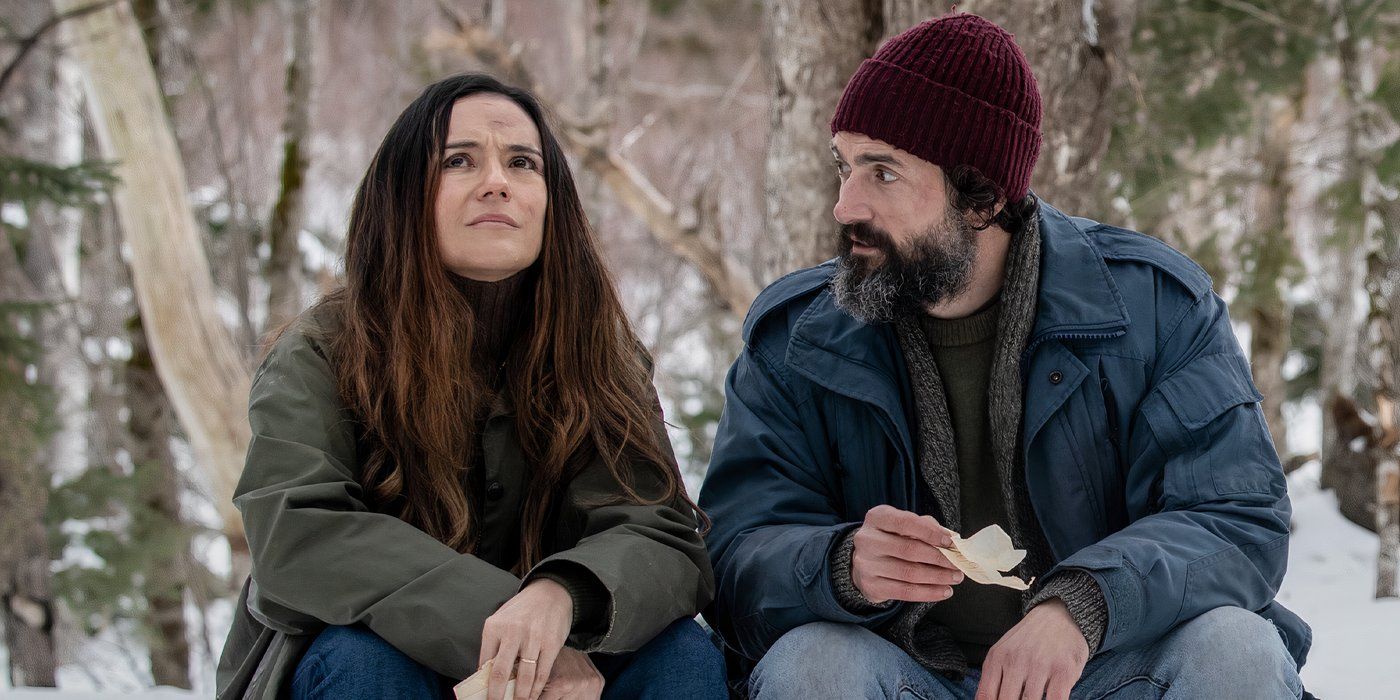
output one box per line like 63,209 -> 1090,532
1101,374 -> 1122,459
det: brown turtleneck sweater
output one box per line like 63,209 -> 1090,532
449,269 -> 532,384
450,268 -> 608,633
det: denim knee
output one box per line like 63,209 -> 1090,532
750,622 -> 905,699
597,618 -> 726,699
1164,606 -> 1302,698
292,625 -> 444,700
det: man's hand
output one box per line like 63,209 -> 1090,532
976,599 -> 1089,700
850,505 -> 965,604
538,647 -> 604,700
479,578 -> 574,700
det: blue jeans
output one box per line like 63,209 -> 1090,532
290,617 -> 727,699
749,607 -> 1304,699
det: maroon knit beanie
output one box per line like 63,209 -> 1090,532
831,14 -> 1042,201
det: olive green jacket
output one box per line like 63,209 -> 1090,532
215,308 -> 714,699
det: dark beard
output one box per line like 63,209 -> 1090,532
830,208 -> 978,324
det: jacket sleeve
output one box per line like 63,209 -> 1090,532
235,331 -> 520,681
699,343 -> 902,661
525,381 -> 715,655
1045,290 -> 1291,653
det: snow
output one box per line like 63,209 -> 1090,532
1278,460 -> 1400,698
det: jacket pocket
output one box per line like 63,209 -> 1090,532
1148,352 -> 1276,499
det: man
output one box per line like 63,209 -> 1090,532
700,13 -> 1310,700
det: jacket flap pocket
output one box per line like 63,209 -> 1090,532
1159,352 -> 1263,430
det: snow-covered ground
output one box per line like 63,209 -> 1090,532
1278,460 -> 1400,698
3,462 -> 1394,698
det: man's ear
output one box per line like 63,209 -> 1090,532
970,199 -> 1006,229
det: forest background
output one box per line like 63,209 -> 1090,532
1,0 -> 1397,696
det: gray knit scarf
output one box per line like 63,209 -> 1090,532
886,209 -> 1056,674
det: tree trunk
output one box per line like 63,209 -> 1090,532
0,477 -> 56,687
1244,94 -> 1301,457
1333,0 -> 1400,597
761,0 -> 878,282
124,315 -> 193,687
55,0 -> 251,548
879,0 -> 940,42
959,0 -> 1134,219
264,0 -> 316,334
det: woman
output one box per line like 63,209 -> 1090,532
216,74 -> 724,700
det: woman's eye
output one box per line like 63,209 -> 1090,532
444,154 -> 471,168
511,156 -> 539,170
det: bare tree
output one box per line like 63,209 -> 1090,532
1242,93 -> 1303,455
263,0 -> 317,333
960,0 -> 1136,219
1333,0 -> 1400,596
761,0 -> 875,280
55,0 -> 251,548
124,318 -> 193,687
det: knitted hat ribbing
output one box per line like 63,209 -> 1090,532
831,14 -> 1042,201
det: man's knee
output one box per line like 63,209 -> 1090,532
1165,607 -> 1301,697
750,622 -> 902,699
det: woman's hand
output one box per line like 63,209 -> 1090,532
479,578 -> 573,700
539,647 -> 604,700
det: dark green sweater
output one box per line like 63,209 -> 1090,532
916,300 -> 1023,665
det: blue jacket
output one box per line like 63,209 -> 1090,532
699,202 -> 1310,668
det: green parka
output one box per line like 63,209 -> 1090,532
215,305 -> 714,699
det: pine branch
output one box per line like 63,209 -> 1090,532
0,0 -> 117,101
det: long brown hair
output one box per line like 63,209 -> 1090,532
323,74 -> 699,568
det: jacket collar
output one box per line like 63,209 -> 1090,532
1027,201 -> 1130,343
785,200 -> 1130,395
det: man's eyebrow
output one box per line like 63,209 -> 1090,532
443,140 -> 542,158
854,152 -> 903,167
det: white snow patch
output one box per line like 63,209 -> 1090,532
1279,460 -> 1400,698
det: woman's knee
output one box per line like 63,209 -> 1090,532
292,625 -> 444,699
599,618 -> 727,699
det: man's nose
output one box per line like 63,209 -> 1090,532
833,180 -> 867,225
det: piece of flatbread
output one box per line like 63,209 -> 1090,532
454,659 -> 517,700
934,524 -> 1035,591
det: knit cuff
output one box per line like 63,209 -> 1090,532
1025,570 -> 1108,654
830,528 -> 896,614
527,563 -> 609,635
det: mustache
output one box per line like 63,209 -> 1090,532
839,222 -> 897,254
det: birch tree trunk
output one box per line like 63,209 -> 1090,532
761,0 -> 876,281
264,0 -> 316,333
55,0 -> 251,547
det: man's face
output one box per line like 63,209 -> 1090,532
829,131 -> 979,323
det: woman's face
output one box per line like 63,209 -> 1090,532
435,94 -> 547,281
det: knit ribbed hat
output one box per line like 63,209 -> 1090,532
831,14 -> 1042,201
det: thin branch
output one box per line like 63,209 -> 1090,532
1204,0 -> 1297,35
0,0 -> 116,100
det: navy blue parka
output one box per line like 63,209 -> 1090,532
699,201 -> 1310,669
